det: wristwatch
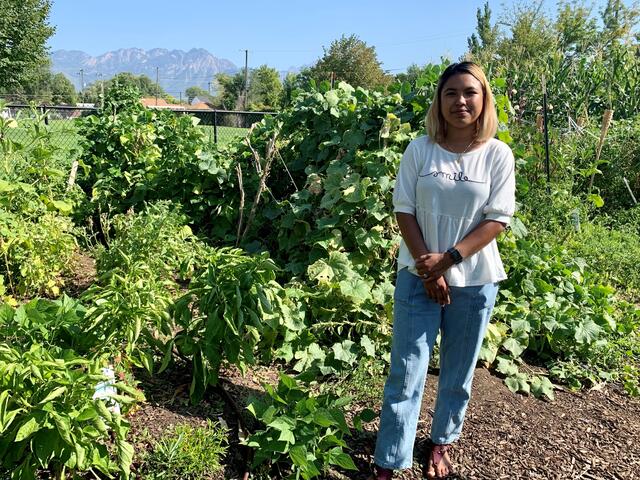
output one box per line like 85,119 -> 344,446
446,247 -> 463,265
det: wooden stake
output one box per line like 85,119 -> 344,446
588,109 -> 613,193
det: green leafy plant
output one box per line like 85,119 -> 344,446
0,343 -> 142,480
141,420 -> 228,480
77,94 -> 237,238
81,259 -> 174,364
479,229 -> 640,398
244,373 -> 372,480
97,201 -> 210,282
171,248 -> 299,403
0,210 -> 77,298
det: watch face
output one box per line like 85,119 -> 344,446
447,248 -> 463,264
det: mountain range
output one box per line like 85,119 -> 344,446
51,48 -> 239,97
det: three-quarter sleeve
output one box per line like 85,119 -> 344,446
393,141 -> 419,215
482,145 -> 516,225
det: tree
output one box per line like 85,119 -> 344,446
248,65 -> 282,110
308,34 -> 390,90
280,72 -> 305,108
555,0 -> 598,55
0,0 -> 55,92
185,86 -> 211,103
83,73 -> 166,104
214,71 -> 245,110
467,2 -> 500,58
50,73 -> 76,104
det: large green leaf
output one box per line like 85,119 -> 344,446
14,416 -> 43,442
574,319 -> 603,344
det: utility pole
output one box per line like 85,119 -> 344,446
98,73 -> 104,109
79,69 -> 85,103
155,67 -> 159,106
243,49 -> 248,110
207,81 -> 212,95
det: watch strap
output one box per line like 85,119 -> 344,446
446,247 -> 463,264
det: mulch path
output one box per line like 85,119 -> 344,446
350,368 -> 640,480
127,364 -> 640,480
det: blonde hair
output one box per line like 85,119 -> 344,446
425,62 -> 498,143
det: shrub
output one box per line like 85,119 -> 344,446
0,210 -> 77,298
97,201 -> 209,282
172,248 -> 299,403
0,301 -> 143,480
141,420 -> 227,480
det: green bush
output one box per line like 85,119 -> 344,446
81,260 -> 174,364
0,210 -> 77,298
97,201 -> 209,282
567,220 -> 640,297
171,248 -> 300,403
0,301 -> 143,480
482,230 -> 640,397
77,97 -> 237,237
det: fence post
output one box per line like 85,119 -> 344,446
213,110 -> 218,144
39,105 -> 49,125
542,76 -> 551,194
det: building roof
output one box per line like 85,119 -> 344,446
140,97 -> 172,108
190,102 -> 213,110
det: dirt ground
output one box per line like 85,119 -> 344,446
128,363 -> 640,480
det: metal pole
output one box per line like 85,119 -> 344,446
99,73 -> 104,109
80,69 -> 84,103
542,76 -> 551,194
623,177 -> 638,205
155,67 -> 159,106
244,49 -> 248,110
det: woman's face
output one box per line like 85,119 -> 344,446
439,73 -> 484,133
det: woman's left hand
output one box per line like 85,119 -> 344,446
415,253 -> 454,282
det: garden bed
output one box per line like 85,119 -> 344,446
128,364 -> 640,479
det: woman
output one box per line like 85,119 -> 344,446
371,62 -> 516,479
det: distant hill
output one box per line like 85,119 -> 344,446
51,48 -> 239,96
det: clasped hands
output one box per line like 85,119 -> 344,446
415,252 -> 454,306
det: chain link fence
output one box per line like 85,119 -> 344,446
2,104 -> 271,151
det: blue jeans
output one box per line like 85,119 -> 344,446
374,268 -> 498,470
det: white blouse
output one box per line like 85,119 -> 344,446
393,135 -> 516,287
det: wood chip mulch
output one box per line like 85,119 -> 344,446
349,368 -> 640,480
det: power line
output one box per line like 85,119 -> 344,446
375,32 -> 469,48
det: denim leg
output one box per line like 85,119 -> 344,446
430,282 -> 498,444
374,268 -> 442,470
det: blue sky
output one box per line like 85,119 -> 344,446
48,0 -> 617,73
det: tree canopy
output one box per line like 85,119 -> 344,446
213,66 -> 283,111
307,34 -> 390,90
248,65 -> 283,111
83,73 -> 166,105
0,0 -> 55,92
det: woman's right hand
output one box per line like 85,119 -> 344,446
422,275 -> 450,306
